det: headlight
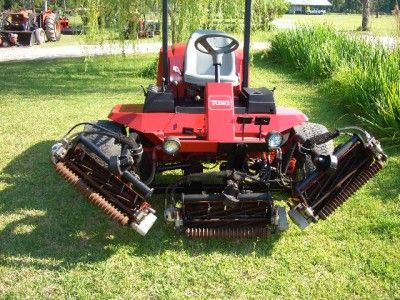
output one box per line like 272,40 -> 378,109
266,131 -> 283,150
162,136 -> 181,155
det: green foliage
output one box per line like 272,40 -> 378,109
78,0 -> 288,43
270,25 -> 400,143
0,0 -> 77,10
137,57 -> 158,78
169,0 -> 288,42
253,0 -> 289,31
334,49 -> 400,142
270,25 -> 379,78
331,0 -> 398,13
331,0 -> 362,13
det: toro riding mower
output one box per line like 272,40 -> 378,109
51,0 -> 387,238
0,1 -> 62,46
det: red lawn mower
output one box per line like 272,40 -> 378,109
51,0 -> 386,238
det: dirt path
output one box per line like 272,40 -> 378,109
0,41 -> 271,62
0,42 -> 162,62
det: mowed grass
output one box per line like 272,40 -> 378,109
39,34 -> 86,48
277,13 -> 398,36
0,54 -> 399,299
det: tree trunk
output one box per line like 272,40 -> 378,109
362,0 -> 370,31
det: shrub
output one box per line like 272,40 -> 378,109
270,25 -> 400,143
270,25 -> 381,78
334,49 -> 400,142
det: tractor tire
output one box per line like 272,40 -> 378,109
83,120 -> 126,165
34,28 -> 46,45
139,151 -> 154,184
294,122 -> 335,173
45,13 -> 61,42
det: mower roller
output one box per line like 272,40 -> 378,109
51,0 -> 387,238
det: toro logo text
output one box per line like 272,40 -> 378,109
209,98 -> 233,110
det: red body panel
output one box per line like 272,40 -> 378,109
109,105 -> 307,153
109,44 -> 308,153
206,82 -> 235,142
59,17 -> 70,29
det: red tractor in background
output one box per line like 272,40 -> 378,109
0,0 -> 65,46
51,0 -> 386,238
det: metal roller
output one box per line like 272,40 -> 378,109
54,162 -> 129,226
289,134 -> 386,229
185,227 -> 270,238
318,160 -> 384,220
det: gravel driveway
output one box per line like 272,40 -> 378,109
0,41 -> 271,62
0,42 -> 162,62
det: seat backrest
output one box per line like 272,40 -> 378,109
183,30 -> 239,87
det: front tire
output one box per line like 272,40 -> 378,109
294,122 -> 334,173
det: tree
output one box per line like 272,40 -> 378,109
167,0 -> 288,43
80,0 -> 288,44
344,0 -> 362,13
323,0 -> 397,14
253,0 -> 288,31
361,0 -> 370,31
331,0 -> 345,12
372,0 -> 383,17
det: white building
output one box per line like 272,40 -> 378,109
287,0 -> 332,14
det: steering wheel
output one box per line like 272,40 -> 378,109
194,33 -> 239,66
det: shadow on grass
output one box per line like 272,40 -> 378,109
0,141 -> 280,270
0,56 -> 157,98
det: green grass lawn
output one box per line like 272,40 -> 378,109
0,54 -> 399,299
38,34 -> 85,48
277,13 -> 398,36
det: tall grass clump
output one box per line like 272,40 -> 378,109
334,49 -> 400,142
270,25 -> 379,78
269,25 -> 400,144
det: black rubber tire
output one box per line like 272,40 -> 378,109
83,120 -> 125,163
139,151 -> 154,183
45,13 -> 61,42
294,122 -> 335,173
34,28 -> 46,45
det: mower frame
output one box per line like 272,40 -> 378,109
51,0 -> 387,238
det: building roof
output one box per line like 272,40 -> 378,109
287,0 -> 332,6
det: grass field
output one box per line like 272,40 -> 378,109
0,54 -> 399,299
276,13 -> 398,36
